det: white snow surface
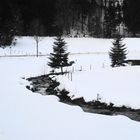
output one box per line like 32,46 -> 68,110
1,37 -> 140,58
0,37 -> 140,140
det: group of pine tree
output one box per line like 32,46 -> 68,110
0,0 -> 140,46
48,35 -> 127,75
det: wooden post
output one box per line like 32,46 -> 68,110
68,72 -> 70,79
90,64 -> 92,71
80,66 -> 82,71
70,72 -> 73,81
10,47 -> 12,55
72,66 -> 74,73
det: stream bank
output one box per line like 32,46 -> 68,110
26,73 -> 140,122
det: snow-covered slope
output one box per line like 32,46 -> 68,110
0,37 -> 140,140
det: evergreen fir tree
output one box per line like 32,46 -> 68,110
109,36 -> 127,67
48,36 -> 74,73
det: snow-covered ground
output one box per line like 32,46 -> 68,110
0,37 -> 140,140
1,37 -> 140,58
58,66 -> 140,108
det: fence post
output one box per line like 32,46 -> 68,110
70,72 -> 73,81
72,66 -> 74,73
80,66 -> 82,71
90,64 -> 92,71
68,72 -> 70,79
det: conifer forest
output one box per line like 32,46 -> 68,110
0,0 -> 140,38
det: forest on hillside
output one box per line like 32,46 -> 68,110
0,0 -> 140,38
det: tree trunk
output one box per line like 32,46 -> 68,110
133,31 -> 136,37
36,37 -> 39,57
60,66 -> 63,74
36,38 -> 39,57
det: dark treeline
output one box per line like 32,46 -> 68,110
123,0 -> 140,37
0,0 -> 56,36
0,0 -> 140,38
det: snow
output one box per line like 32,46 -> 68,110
58,66 -> 140,108
0,37 -> 140,140
1,37 -> 140,58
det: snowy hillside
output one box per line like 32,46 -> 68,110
0,37 -> 140,140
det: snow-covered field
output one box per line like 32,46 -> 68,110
0,37 -> 140,140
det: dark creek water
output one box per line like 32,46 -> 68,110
26,74 -> 140,122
